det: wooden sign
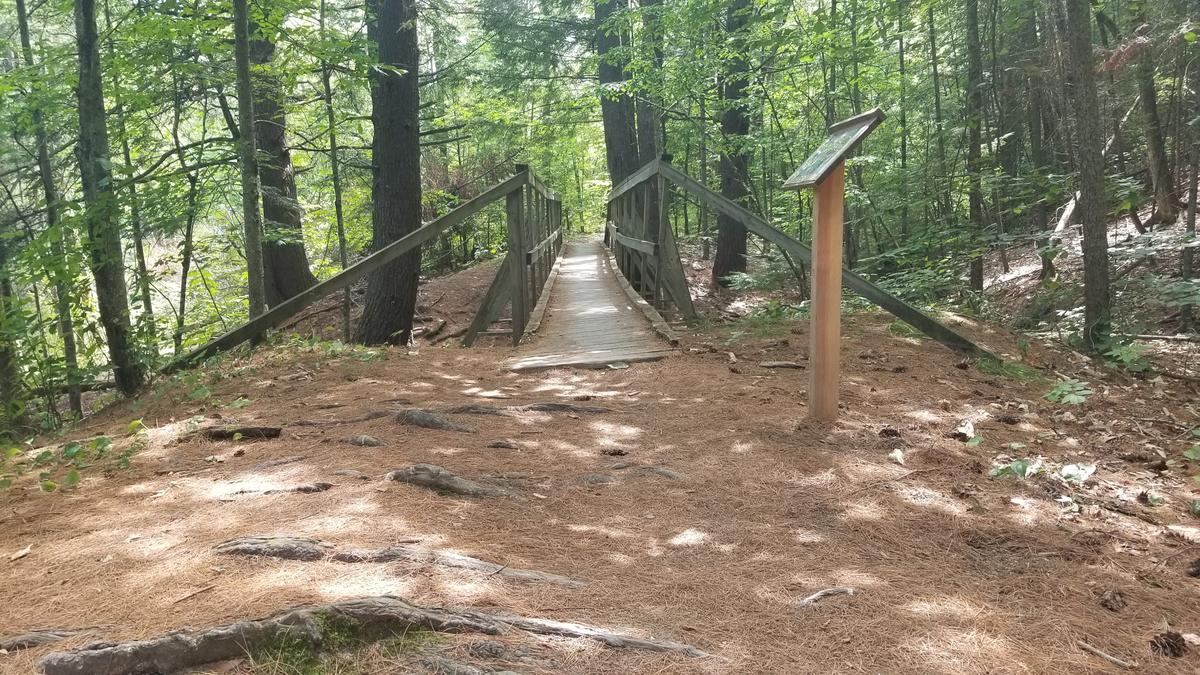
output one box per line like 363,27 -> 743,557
783,108 -> 886,190
783,108 -> 885,422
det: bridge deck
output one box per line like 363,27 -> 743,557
505,238 -> 674,371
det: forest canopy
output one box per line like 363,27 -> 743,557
0,0 -> 1197,436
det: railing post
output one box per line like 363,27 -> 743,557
507,165 -> 529,344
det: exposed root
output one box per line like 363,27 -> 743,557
795,587 -> 857,608
213,537 -> 580,586
37,595 -> 706,674
396,409 -> 475,433
198,426 -> 282,441
386,463 -> 511,497
1076,639 -> 1137,669
0,629 -> 88,652
443,402 -> 612,416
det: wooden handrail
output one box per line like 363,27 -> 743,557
164,171 -> 528,371
526,228 -> 561,264
655,161 -> 993,358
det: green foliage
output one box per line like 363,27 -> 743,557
1103,342 -> 1149,373
990,456 -> 1044,479
0,434 -> 132,492
723,299 -> 806,344
1044,379 -> 1093,405
976,357 -> 1040,381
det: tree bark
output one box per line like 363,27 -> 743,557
249,25 -> 320,307
357,0 -> 422,345
595,0 -> 640,186
17,0 -> 82,415
320,0 -> 351,343
966,0 -> 984,291
1135,19 -> 1178,224
712,0 -> 751,285
73,0 -> 144,395
233,0 -> 267,319
1064,0 -> 1111,349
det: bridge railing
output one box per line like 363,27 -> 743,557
166,165 -> 561,371
606,157 -> 993,358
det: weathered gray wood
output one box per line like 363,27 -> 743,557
656,214 -> 698,323
526,227 -> 561,264
612,229 -> 657,255
655,162 -> 992,358
166,171 -> 527,371
462,254 -> 514,347
523,246 -> 564,338
507,180 -> 528,345
607,158 -> 663,204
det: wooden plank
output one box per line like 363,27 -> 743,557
656,215 -> 698,324
523,245 -> 565,338
602,245 -> 678,345
607,158 -> 662,204
810,162 -> 844,422
506,180 -> 528,345
462,254 -> 515,347
166,171 -> 527,371
507,348 -> 673,372
526,228 -> 561,264
612,230 -> 657,256
656,162 -> 993,359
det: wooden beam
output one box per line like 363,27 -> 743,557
612,230 -> 657,255
462,254 -> 515,347
165,171 -> 528,372
657,214 -> 699,324
526,228 -> 561,264
607,158 -> 662,203
810,162 -> 844,422
506,179 -> 528,345
656,162 -> 992,359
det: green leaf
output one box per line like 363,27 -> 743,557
128,419 -> 145,434
224,397 -> 251,409
0,478 -> 11,489
1183,445 -> 1200,461
1190,500 -> 1200,518
64,469 -> 81,488
966,436 -> 984,446
62,442 -> 82,460
34,450 -> 54,465
40,479 -> 58,492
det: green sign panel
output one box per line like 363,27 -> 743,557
783,108 -> 886,190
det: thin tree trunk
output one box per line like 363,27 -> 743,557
1065,0 -> 1111,349
966,0 -> 984,291
320,0 -> 351,343
897,0 -> 908,236
250,22 -> 319,307
713,0 -> 751,285
171,77 -> 199,356
1027,8 -> 1054,282
233,0 -> 267,318
74,0 -> 144,395
1136,18 -> 1178,224
1182,63 -> 1198,329
17,0 -> 82,415
928,3 -> 951,218
357,0 -> 422,345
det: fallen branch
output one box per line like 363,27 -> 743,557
796,587 -> 856,608
37,595 -> 706,675
0,629 -> 88,652
1076,639 -> 1137,669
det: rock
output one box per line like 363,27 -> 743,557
609,462 -> 630,470
888,449 -> 906,466
1187,558 -> 1200,578
290,482 -> 333,494
396,409 -> 474,433
347,435 -> 386,447
1099,589 -> 1125,612
386,464 -> 511,497
638,466 -> 681,481
996,414 -> 1021,425
878,426 -> 901,438
949,419 -> 975,441
579,473 -> 615,485
213,536 -> 328,561
601,448 -> 628,456
486,439 -> 521,450
519,402 -> 610,414
468,640 -> 507,659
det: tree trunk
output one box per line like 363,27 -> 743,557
73,0 -> 144,395
171,76 -> 200,356
233,0 -> 267,318
17,0 -> 82,416
1064,0 -> 1111,349
320,0 -> 351,343
594,0 -> 640,186
249,26 -> 320,307
1027,8 -> 1054,282
897,0 -> 908,236
712,0 -> 751,285
357,0 -> 422,345
966,0 -> 984,291
636,0 -> 664,239
1136,19 -> 1178,224
928,4 -> 951,219
1182,63 -> 1198,329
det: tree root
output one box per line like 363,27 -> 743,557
386,463 -> 511,497
396,409 -> 475,433
214,536 -> 580,586
37,595 -> 706,675
443,402 -> 612,416
0,629 -> 89,652
795,587 -> 856,608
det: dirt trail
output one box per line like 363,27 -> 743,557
1,312 -> 1199,674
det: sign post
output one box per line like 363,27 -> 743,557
783,108 -> 885,422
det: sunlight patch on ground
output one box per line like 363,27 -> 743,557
1005,496 -> 1058,526
589,421 -> 643,440
730,440 -> 757,454
793,528 -> 826,544
909,627 -> 1015,672
460,386 -> 509,399
669,528 -> 710,546
784,468 -> 838,487
831,569 -> 883,587
904,409 -> 943,424
896,486 -> 967,516
839,499 -> 884,521
318,567 -> 414,599
645,538 -> 664,557
838,461 -> 907,483
606,552 -> 635,566
567,523 -> 636,539
904,596 -> 983,621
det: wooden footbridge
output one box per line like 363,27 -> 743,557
169,158 -> 988,381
